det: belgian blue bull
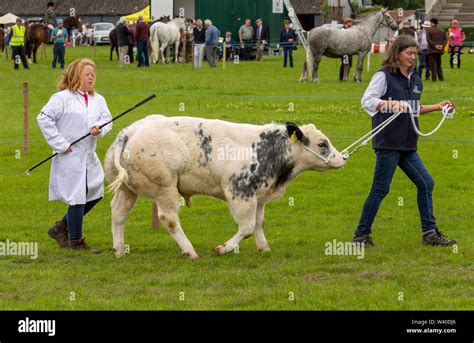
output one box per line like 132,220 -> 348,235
105,115 -> 346,258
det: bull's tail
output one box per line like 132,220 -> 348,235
107,130 -> 129,194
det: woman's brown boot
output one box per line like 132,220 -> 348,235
67,238 -> 101,254
47,221 -> 69,248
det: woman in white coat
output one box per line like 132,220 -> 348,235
37,58 -> 112,253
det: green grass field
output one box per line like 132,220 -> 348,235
0,46 -> 472,310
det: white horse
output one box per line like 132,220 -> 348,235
300,9 -> 398,83
150,17 -> 186,64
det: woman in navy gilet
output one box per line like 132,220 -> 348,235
353,35 -> 456,247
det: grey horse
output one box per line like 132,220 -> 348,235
300,8 -> 398,83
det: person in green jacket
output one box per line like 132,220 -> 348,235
44,1 -> 57,43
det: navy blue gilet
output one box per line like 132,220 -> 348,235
372,68 -> 423,151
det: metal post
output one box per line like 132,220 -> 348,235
23,82 -> 29,153
223,42 -> 226,69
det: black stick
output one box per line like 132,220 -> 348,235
24,94 -> 156,175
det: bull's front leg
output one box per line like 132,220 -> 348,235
214,197 -> 257,255
254,203 -> 270,252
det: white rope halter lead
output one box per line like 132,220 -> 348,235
285,132 -> 337,164
341,103 -> 455,159
300,143 -> 337,164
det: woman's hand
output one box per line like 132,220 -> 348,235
90,126 -> 102,136
436,100 -> 455,111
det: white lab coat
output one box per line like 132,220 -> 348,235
37,89 -> 113,205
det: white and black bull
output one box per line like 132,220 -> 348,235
104,115 -> 346,258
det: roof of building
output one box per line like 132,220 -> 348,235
0,0 -> 149,17
291,0 -> 322,15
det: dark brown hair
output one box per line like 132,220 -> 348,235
381,35 -> 419,73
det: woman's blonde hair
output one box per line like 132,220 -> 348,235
57,58 -> 96,95
381,35 -> 419,73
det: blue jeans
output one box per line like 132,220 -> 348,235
62,198 -> 102,240
283,47 -> 293,68
339,55 -> 353,80
418,50 -> 431,80
52,44 -> 65,68
137,40 -> 149,66
355,150 -> 436,236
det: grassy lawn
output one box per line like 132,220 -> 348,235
0,46 -> 472,310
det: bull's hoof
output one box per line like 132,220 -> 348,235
182,251 -> 200,260
311,78 -> 320,84
114,248 -> 125,258
257,246 -> 271,253
299,78 -> 307,83
213,244 -> 227,256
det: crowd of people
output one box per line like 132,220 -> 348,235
337,17 -> 467,82
2,1 -> 468,75
390,17 -> 465,82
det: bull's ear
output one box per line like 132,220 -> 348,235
286,122 -> 305,142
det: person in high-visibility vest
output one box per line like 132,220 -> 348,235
8,17 -> 29,70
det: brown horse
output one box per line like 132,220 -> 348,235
26,16 -> 82,63
109,28 -> 119,61
109,22 -> 138,62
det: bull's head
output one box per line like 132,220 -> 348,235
286,123 -> 346,171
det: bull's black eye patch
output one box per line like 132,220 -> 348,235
318,139 -> 329,149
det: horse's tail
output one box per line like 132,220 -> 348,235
150,24 -> 160,63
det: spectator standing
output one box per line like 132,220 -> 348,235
280,21 -> 296,68
117,17 -> 131,68
426,18 -> 447,81
51,19 -> 68,69
204,19 -> 220,68
135,16 -> 150,67
447,19 -> 466,69
8,18 -> 29,70
254,19 -> 267,61
193,19 -> 206,68
418,20 -> 431,80
339,18 -> 354,81
239,19 -> 254,60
